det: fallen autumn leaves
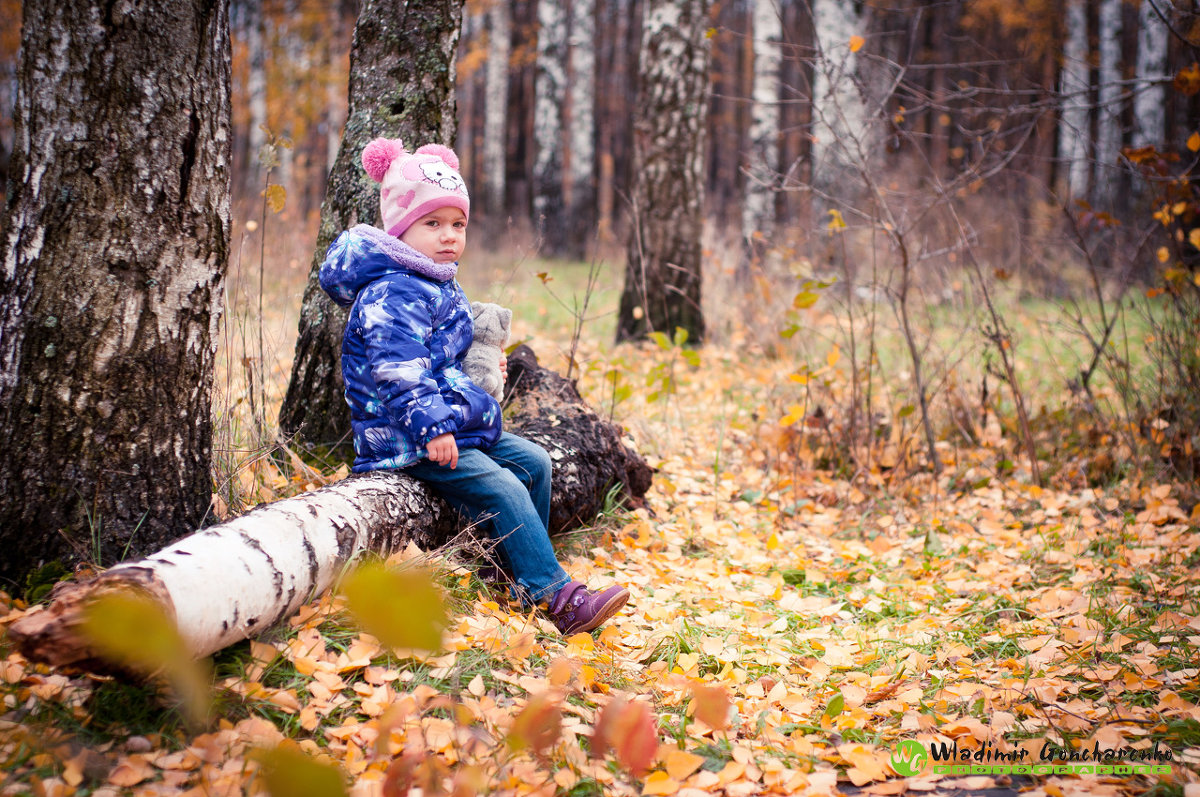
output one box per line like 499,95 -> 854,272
2,335 -> 1199,797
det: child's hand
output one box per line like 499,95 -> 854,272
499,355 -> 507,382
427,433 -> 458,468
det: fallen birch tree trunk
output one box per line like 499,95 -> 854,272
8,346 -> 653,671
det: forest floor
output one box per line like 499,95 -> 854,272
1,249 -> 1198,797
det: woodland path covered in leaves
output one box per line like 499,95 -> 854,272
1,328 -> 1199,797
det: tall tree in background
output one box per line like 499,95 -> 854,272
567,0 -> 597,256
484,0 -> 511,217
1132,0 -> 1168,151
278,0 -> 464,449
809,0 -> 870,198
533,0 -> 568,254
1094,0 -> 1124,207
742,0 -> 781,261
239,0 -> 269,200
1058,0 -> 1090,199
0,0 -> 232,584
616,0 -> 711,343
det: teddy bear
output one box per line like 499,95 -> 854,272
464,302 -> 512,401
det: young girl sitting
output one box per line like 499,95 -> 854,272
318,138 -> 628,635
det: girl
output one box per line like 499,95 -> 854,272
319,138 -> 628,635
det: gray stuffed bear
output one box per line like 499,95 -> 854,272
464,301 -> 512,401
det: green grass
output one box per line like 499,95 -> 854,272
459,253 -> 623,347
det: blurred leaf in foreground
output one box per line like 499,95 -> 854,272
507,692 -> 563,756
254,743 -> 347,797
81,590 -> 210,725
341,562 -> 447,652
593,695 -> 658,776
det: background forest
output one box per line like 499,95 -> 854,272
2,1 -> 1200,796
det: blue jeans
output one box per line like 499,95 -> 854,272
406,432 -> 569,603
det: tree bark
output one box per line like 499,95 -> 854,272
0,0 -> 232,586
615,0 -> 711,344
278,0 -> 464,450
8,346 -> 652,670
1093,0 -> 1124,208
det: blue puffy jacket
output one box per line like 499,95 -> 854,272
319,224 -> 501,472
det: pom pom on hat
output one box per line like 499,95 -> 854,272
361,138 -> 470,239
415,143 -> 460,170
361,138 -> 405,183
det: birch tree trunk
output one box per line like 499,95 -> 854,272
810,0 -> 869,196
278,0 -> 463,450
615,0 -> 711,344
9,346 -> 653,669
484,0 -> 511,216
0,0 -> 232,585
1093,0 -> 1124,207
1132,0 -> 1168,149
741,0 -> 781,257
533,0 -> 568,256
566,0 -> 597,257
1058,0 -> 1090,200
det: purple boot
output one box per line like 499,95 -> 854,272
547,581 -> 629,635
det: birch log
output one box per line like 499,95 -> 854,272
8,347 -> 653,671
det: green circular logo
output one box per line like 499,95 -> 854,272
890,740 -> 929,776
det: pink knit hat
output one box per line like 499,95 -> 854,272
361,138 -> 470,238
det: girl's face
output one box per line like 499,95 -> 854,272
400,207 -> 468,263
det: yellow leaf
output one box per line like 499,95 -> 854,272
642,771 -> 680,796
1189,228 -> 1200,250
1157,246 -> 1170,262
827,345 -> 841,367
263,183 -> 287,214
566,632 -> 595,655
1188,131 -> 1200,152
849,35 -> 865,53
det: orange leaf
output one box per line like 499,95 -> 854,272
108,758 -> 154,788
690,684 -> 731,730
849,35 -> 865,52
595,697 -> 659,775
665,749 -> 705,781
508,693 -> 563,755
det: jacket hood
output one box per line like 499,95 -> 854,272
319,223 -> 459,307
